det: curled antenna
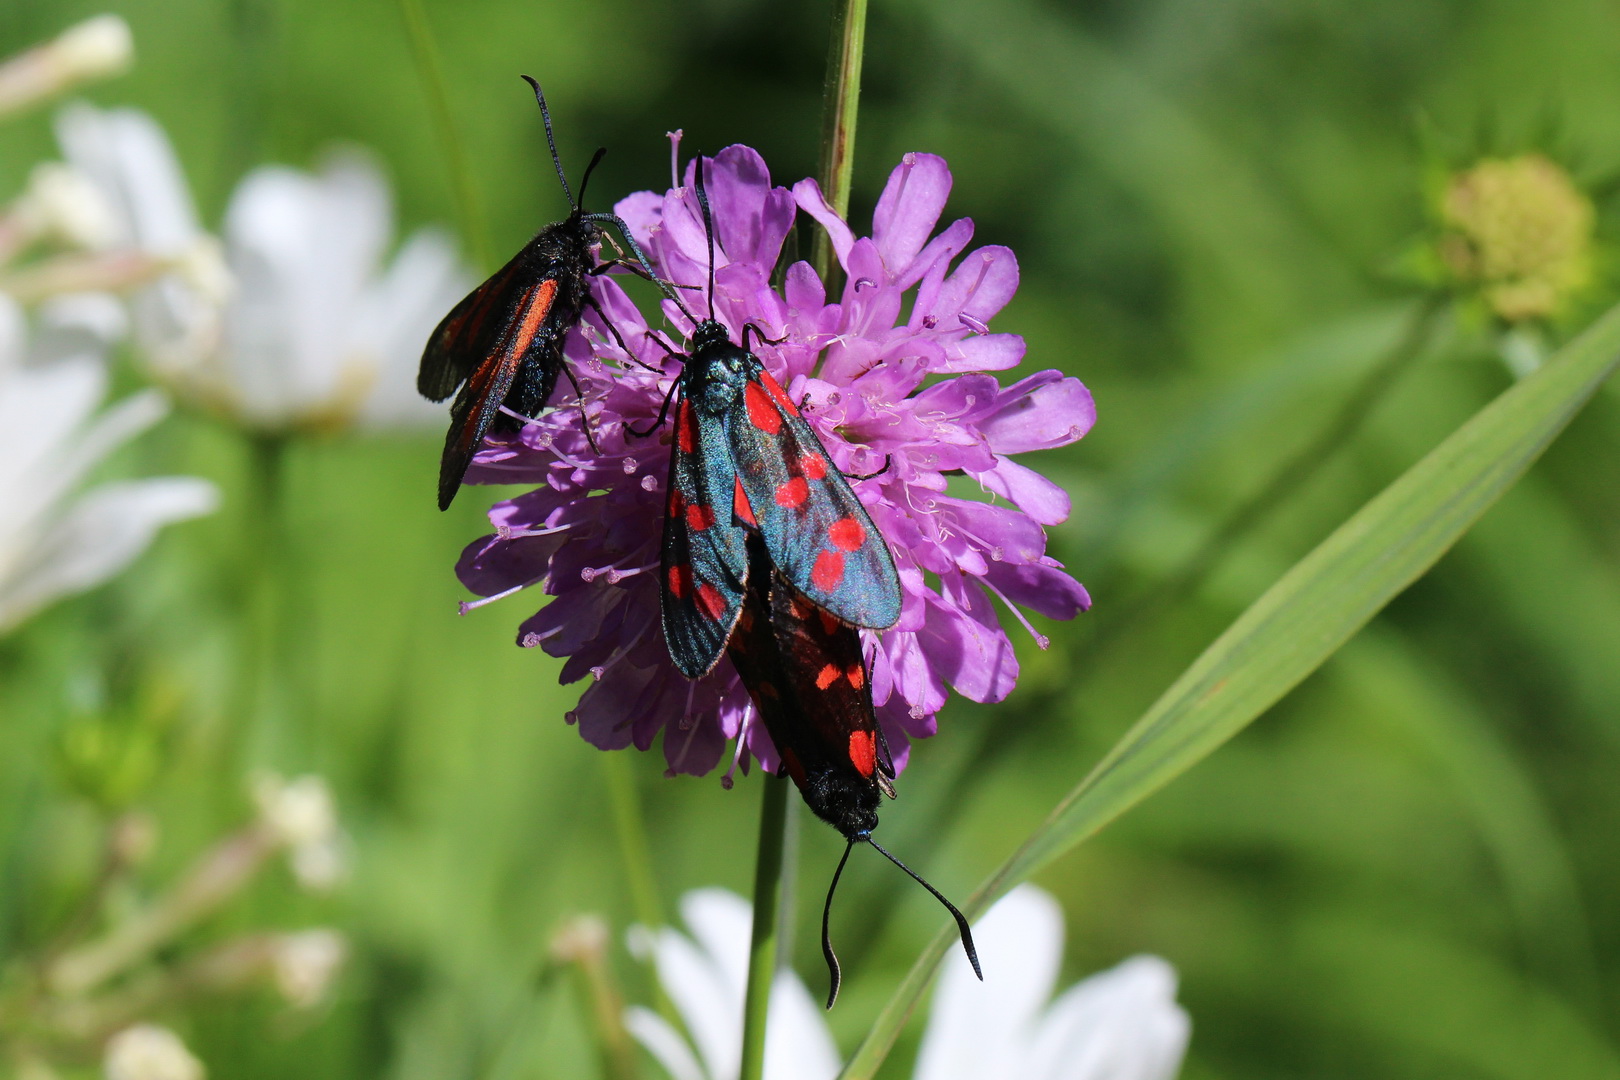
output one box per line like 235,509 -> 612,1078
819,837 -> 981,1011
693,155 -> 717,322
520,75 -> 575,211
820,839 -> 857,1009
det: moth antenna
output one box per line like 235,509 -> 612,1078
577,146 -> 608,212
520,75 -> 575,211
867,838 -> 982,983
820,838 -> 857,1009
694,155 -> 717,321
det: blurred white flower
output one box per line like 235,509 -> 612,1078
0,15 -> 132,120
914,886 -> 1189,1080
625,889 -> 841,1080
270,928 -> 348,1008
251,772 -> 346,891
102,1023 -> 204,1080
0,295 -> 217,634
629,886 -> 1190,1080
53,104 -> 472,431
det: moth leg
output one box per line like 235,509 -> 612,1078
585,293 -> 663,375
558,361 -> 603,454
846,454 -> 893,482
741,322 -> 789,350
628,379 -> 681,439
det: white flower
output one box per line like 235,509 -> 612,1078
12,161 -> 121,249
0,15 -> 132,120
271,928 -> 347,1008
251,772 -> 346,891
53,104 -> 472,431
53,102 -> 227,373
0,295 -> 217,634
630,886 -> 1190,1080
914,887 -> 1189,1080
625,889 -> 841,1080
103,1023 -> 204,1080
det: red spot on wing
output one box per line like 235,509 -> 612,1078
508,278 -> 559,358
667,564 -> 691,599
676,400 -> 697,453
744,381 -> 783,434
775,477 -> 809,509
733,477 -> 757,527
686,503 -> 715,531
828,517 -> 865,552
800,452 -> 827,479
815,663 -> 841,690
696,583 -> 727,621
848,731 -> 877,777
761,370 -> 801,417
812,550 -> 845,592
667,489 -> 686,519
847,664 -> 865,690
818,609 -> 839,636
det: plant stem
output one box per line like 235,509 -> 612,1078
738,775 -> 789,1080
398,0 -> 491,272
811,0 -> 869,289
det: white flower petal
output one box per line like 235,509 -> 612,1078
33,292 -> 128,365
103,1023 -> 204,1080
0,476 -> 216,632
625,1005 -> 707,1080
645,921 -> 740,1080
222,151 -> 394,425
55,103 -> 199,254
765,969 -> 841,1080
914,884 -> 1065,1080
0,293 -> 24,372
0,359 -> 109,539
354,227 -> 474,428
1025,956 -> 1190,1080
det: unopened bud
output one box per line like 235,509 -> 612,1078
0,16 -> 133,118
103,1024 -> 204,1080
1439,154 -> 1593,322
271,929 -> 347,1008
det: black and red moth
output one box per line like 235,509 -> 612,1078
418,77 -> 657,510
656,161 -> 902,678
728,533 -> 980,1008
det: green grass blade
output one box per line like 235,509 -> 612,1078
838,302 -> 1620,1080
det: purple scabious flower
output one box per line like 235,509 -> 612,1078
456,144 -> 1095,779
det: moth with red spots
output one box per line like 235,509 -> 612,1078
418,77 -> 661,510
654,159 -> 902,678
727,532 -> 980,1008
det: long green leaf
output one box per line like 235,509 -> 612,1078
838,302 -> 1620,1079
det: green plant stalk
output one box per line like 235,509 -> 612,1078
836,296 -> 1620,1079
810,0 -> 868,287
600,752 -> 680,1027
398,0 -> 491,272
738,776 -> 789,1080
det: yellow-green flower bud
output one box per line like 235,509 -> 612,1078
1438,155 -> 1593,322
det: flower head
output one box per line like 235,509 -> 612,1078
626,886 -> 1189,1080
251,772 -> 345,891
0,15 -> 132,120
1438,154 -> 1593,323
457,146 -> 1093,777
270,928 -> 348,1008
0,295 -> 217,634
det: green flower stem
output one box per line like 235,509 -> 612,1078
738,775 -> 790,1080
811,0 -> 869,289
398,0 -> 491,272
228,433 -> 289,779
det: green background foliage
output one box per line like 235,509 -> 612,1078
3,0 -> 1619,1077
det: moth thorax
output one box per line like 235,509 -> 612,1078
802,765 -> 880,840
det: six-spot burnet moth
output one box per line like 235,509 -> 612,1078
648,157 -> 902,680
727,532 -> 981,1008
417,76 -> 664,510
